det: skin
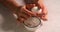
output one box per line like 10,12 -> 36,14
38,0 -> 48,21
0,0 -> 48,23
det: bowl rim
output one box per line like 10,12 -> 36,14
23,17 -> 42,28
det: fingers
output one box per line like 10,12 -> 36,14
16,10 -> 31,23
37,12 -> 48,21
42,9 -> 48,15
41,9 -> 48,21
21,7 -> 37,17
17,17 -> 25,23
41,14 -> 48,21
20,8 -> 32,17
17,12 -> 30,19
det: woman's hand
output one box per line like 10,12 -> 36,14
37,0 -> 48,21
37,8 -> 48,21
41,8 -> 48,21
16,6 -> 37,23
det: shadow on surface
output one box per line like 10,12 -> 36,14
0,4 -> 17,31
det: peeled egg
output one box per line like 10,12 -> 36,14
31,6 -> 38,12
31,6 -> 42,13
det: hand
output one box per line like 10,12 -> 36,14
15,7 -> 37,23
37,8 -> 48,21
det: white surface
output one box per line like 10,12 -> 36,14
0,0 -> 60,32
37,0 -> 60,32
